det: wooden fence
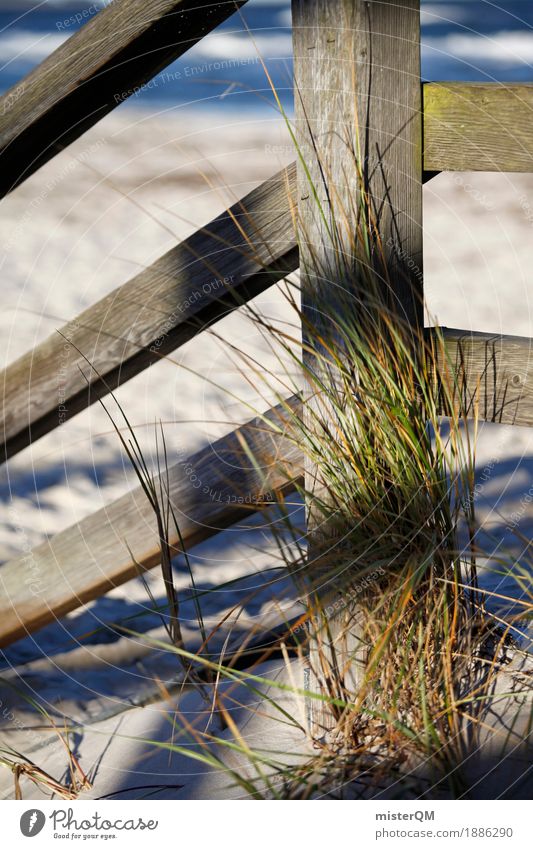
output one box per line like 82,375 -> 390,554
1,0 -> 533,648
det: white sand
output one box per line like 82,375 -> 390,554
1,107 -> 533,799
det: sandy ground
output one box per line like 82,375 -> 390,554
1,107 -> 533,799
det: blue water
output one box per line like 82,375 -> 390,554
0,1 -> 532,114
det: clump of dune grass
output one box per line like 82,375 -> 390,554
203,99 -> 533,786
91,274 -> 532,799
224,289 -> 492,783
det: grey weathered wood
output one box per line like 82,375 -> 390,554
0,398 -> 302,648
434,327 -> 533,427
424,82 -> 533,173
292,0 -> 424,329
292,0 -> 423,735
0,0 -> 247,196
0,164 -> 298,464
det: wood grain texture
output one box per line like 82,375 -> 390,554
292,0 -> 423,734
293,0 -> 424,329
434,327 -> 533,427
0,0 -> 247,196
424,82 -> 533,173
0,164 -> 298,463
0,397 -> 302,647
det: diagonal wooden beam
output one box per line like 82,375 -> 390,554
0,164 -> 298,464
0,397 -> 302,648
0,153 -> 445,467
0,0 -> 248,196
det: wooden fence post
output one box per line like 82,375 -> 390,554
291,0 -> 423,737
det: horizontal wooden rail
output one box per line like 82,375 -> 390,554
2,326 -> 533,646
0,0 -> 247,196
0,397 -> 302,647
424,83 -> 533,173
0,164 -> 298,463
434,327 -> 533,427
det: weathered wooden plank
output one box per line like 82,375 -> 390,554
292,0 -> 423,735
434,327 -> 533,427
0,164 -> 298,464
424,82 -> 533,173
0,398 -> 302,648
0,0 -> 247,196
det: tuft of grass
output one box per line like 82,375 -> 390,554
0,688 -> 91,800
